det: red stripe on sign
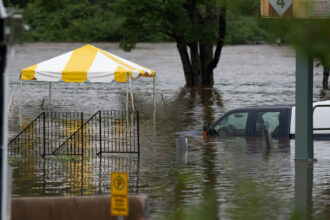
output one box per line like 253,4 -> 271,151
283,5 -> 293,17
269,4 -> 280,17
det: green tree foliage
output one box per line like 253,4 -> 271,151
114,0 -> 273,87
225,0 -> 276,44
20,0 -> 274,87
226,13 -> 273,44
265,18 -> 330,89
23,0 -> 123,42
21,0 -> 271,45
114,0 -> 228,87
266,19 -> 330,61
18,0 -> 273,88
7,0 -> 30,8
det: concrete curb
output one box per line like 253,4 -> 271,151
12,195 -> 148,220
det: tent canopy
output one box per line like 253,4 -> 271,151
21,44 -> 155,83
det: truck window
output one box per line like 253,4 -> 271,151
213,112 -> 248,136
255,111 -> 280,135
313,106 -> 330,132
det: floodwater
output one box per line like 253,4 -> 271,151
7,43 -> 330,219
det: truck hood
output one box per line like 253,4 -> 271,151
175,130 -> 203,137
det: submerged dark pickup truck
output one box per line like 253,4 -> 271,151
178,100 -> 330,139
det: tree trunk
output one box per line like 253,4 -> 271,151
323,66 -> 329,90
175,5 -> 226,88
200,44 -> 215,87
176,41 -> 216,88
189,43 -> 203,86
176,38 -> 193,86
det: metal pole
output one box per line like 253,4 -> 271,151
153,75 -> 156,114
126,73 -> 129,112
129,74 -> 135,111
48,82 -> 51,111
99,111 -> 102,156
295,52 -> 314,161
81,112 -> 84,158
0,8 -> 8,219
80,157 -> 84,195
262,127 -> 273,149
126,73 -> 129,132
294,161 -> 313,219
42,113 -> 46,158
153,76 -> 156,133
137,111 -> 140,158
176,137 -> 188,163
20,78 -> 22,126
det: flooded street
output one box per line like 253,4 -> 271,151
7,43 -> 330,219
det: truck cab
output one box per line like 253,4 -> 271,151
205,100 -> 330,139
208,105 -> 292,137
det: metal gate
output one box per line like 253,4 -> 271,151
8,110 -> 140,158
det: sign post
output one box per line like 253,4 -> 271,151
111,172 -> 129,218
295,53 -> 314,161
260,0 -> 330,161
0,2 -> 7,220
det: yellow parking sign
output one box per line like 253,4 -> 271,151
111,172 -> 128,216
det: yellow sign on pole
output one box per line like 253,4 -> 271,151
111,172 -> 128,217
261,0 -> 330,18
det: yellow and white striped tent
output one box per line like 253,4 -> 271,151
20,44 -> 156,111
21,44 -> 155,83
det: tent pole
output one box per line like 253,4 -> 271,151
20,77 -> 22,126
153,75 -> 156,132
48,82 -> 51,111
129,73 -> 135,111
153,75 -> 156,112
126,73 -> 129,128
126,73 -> 129,112
153,75 -> 156,111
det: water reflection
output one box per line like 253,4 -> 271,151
10,155 -> 139,197
201,141 -> 219,219
244,137 -> 266,154
174,88 -> 222,125
319,89 -> 330,101
161,88 -> 222,218
156,87 -> 223,131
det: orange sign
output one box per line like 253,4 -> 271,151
111,172 -> 128,216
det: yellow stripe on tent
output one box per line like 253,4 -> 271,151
101,49 -> 156,77
21,64 -> 38,80
139,70 -> 155,77
114,66 -> 132,83
99,49 -> 145,75
62,46 -> 97,82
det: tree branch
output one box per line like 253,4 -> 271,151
176,37 -> 192,74
183,0 -> 204,25
209,7 -> 226,70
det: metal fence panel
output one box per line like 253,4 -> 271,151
9,110 -> 140,158
8,112 -> 83,158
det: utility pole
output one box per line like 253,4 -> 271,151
0,1 -> 7,219
295,53 -> 314,161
